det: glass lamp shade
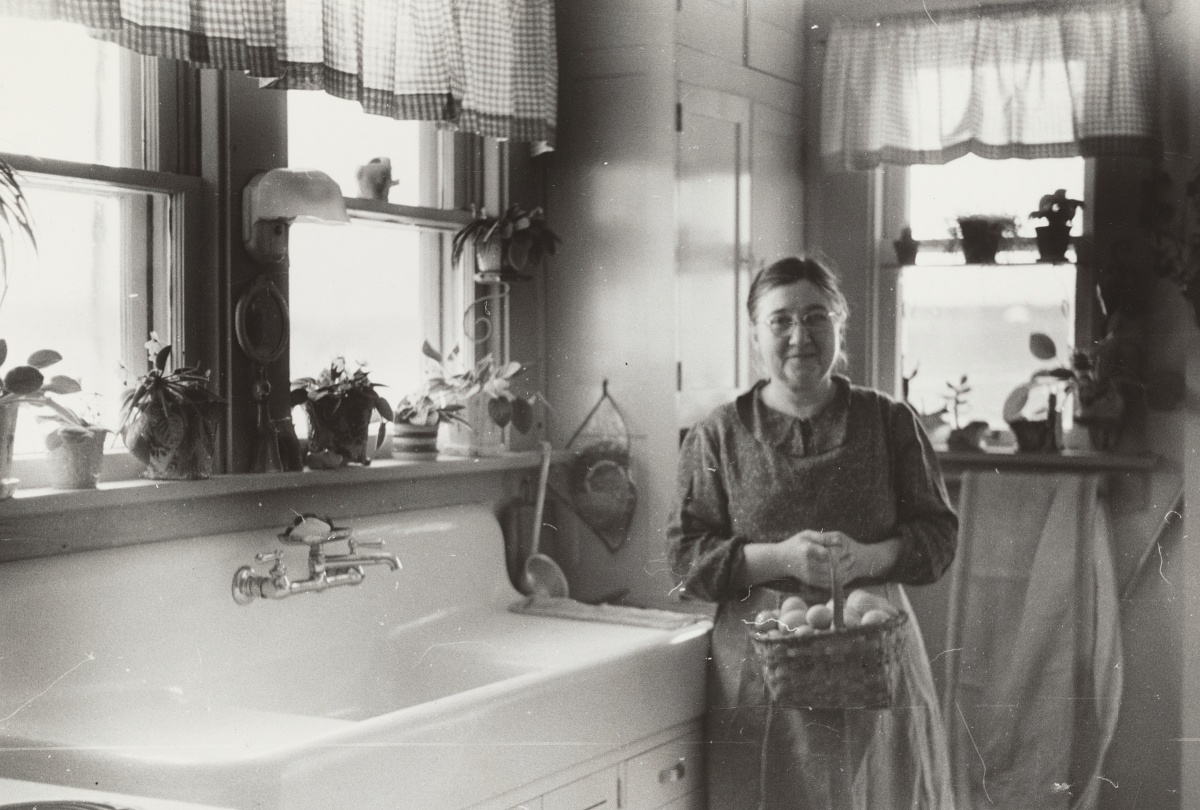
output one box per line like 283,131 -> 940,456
242,168 -> 349,263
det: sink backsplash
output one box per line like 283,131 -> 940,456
0,504 -> 513,714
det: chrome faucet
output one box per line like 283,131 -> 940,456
232,514 -> 400,605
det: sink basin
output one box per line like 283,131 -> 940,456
0,505 -> 711,810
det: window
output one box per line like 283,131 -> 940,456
286,91 -> 472,438
887,156 -> 1087,441
0,18 -> 198,469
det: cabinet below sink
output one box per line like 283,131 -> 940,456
495,720 -> 704,810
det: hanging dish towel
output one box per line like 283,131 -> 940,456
943,471 -> 1122,810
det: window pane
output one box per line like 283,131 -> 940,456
908,155 -> 1086,241
288,218 -> 432,433
287,91 -> 432,207
6,178 -> 167,456
899,265 -> 1075,436
0,18 -> 141,169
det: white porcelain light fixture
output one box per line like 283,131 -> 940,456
242,168 -> 350,264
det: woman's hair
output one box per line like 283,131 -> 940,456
746,255 -> 850,323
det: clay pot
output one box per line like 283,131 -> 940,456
392,420 -> 440,460
47,429 -> 108,489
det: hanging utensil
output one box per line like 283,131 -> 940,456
523,440 -> 569,598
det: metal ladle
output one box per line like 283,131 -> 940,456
523,440 -> 569,598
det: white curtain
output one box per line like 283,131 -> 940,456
0,0 -> 558,145
821,0 -> 1158,170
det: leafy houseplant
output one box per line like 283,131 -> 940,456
953,215 -> 1016,264
1030,189 -> 1084,263
943,375 -> 988,452
0,342 -> 81,495
394,342 -> 538,458
38,398 -> 109,490
291,358 -> 394,468
120,336 -> 224,480
451,205 -> 561,283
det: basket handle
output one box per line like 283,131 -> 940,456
829,554 -> 845,631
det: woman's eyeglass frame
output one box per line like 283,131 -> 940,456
757,309 -> 843,339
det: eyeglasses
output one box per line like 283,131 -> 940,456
760,310 -> 840,338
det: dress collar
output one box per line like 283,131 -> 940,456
737,375 -> 851,456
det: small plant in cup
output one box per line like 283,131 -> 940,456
38,395 -> 111,489
943,375 -> 988,452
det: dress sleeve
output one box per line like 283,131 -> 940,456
666,423 -> 751,603
886,400 -> 958,585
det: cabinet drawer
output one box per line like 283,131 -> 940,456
542,766 -> 619,810
623,736 -> 704,809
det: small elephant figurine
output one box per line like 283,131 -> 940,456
356,157 -> 399,201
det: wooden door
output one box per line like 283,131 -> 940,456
675,84 -> 751,433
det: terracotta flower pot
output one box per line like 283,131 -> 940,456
47,429 -> 108,489
957,217 -> 1009,264
1034,224 -> 1072,263
392,420 -> 440,460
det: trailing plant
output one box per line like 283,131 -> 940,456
120,334 -> 224,479
451,205 -> 561,278
395,341 -> 537,433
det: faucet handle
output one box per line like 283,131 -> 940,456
256,549 -> 286,575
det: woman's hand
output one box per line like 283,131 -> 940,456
813,531 -> 900,583
769,530 -> 841,588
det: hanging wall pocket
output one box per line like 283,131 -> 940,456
561,380 -> 637,553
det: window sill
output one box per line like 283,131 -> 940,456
0,451 -> 552,518
937,448 -> 1157,479
0,450 -> 564,564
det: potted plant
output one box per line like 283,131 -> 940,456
394,342 -> 540,459
120,335 -> 224,480
0,342 -> 80,496
451,204 -> 561,283
893,226 -> 919,265
291,357 -> 393,468
1030,189 -> 1084,263
38,397 -> 109,490
943,375 -> 989,452
953,215 -> 1016,264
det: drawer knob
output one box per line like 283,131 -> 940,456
658,760 -> 686,784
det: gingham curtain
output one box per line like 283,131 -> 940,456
0,0 -> 557,146
821,0 -> 1158,170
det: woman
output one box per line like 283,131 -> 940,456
668,256 -> 957,810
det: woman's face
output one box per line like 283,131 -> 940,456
751,280 -> 843,396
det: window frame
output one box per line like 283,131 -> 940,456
874,161 -> 1100,403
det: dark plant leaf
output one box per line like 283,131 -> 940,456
511,397 -> 534,433
374,393 -> 394,422
421,340 -> 443,364
0,339 -> 7,368
1029,333 -> 1057,361
289,387 -> 311,407
26,349 -> 61,369
1043,368 -> 1075,381
155,345 -> 172,372
487,396 -> 513,428
4,365 -> 43,395
376,420 -> 388,450
43,375 -> 82,394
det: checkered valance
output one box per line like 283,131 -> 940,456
0,0 -> 557,146
821,0 -> 1158,170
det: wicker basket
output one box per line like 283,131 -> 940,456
750,560 -> 908,710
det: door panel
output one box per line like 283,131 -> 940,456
676,84 -> 750,431
746,0 -> 804,82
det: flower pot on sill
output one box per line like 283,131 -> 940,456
957,217 -> 1006,264
393,420 -> 440,460
1035,224 -> 1071,263
305,393 -> 376,467
1008,417 -> 1057,453
47,429 -> 108,489
124,405 -> 219,480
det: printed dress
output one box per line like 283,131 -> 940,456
668,377 -> 958,810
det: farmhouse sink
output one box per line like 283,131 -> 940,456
0,505 -> 710,810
